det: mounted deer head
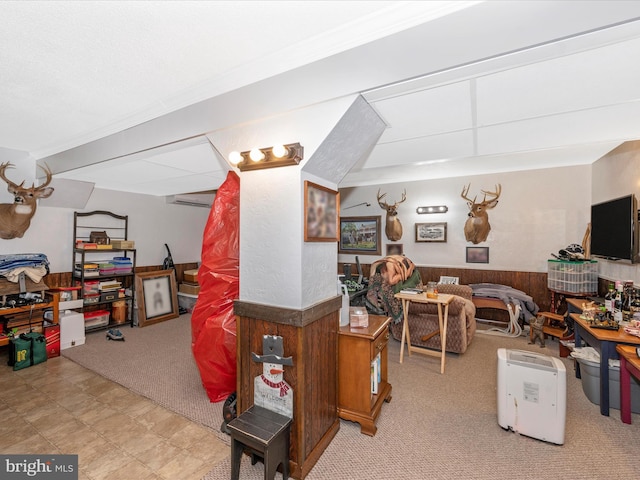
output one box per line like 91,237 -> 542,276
0,162 -> 54,239
461,183 -> 501,244
377,189 -> 406,241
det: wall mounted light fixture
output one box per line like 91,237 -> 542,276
416,205 -> 448,214
228,143 -> 304,172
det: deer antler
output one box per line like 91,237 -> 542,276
34,163 -> 53,190
0,162 -> 20,190
377,189 -> 389,209
480,184 -> 501,202
397,189 -> 407,205
460,184 -> 477,203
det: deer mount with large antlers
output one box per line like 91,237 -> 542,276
0,162 -> 54,240
461,183 -> 501,244
377,189 -> 406,242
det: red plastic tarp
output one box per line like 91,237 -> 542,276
191,171 -> 239,403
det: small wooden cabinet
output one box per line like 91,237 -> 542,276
337,314 -> 392,436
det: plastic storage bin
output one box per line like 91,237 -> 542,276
547,259 -> 598,294
576,357 -> 640,413
84,310 -> 110,329
177,292 -> 197,313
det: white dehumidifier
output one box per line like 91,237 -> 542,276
497,348 -> 566,445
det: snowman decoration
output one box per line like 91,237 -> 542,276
251,335 -> 294,418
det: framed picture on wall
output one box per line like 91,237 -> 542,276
338,216 -> 382,255
304,181 -> 340,242
466,246 -> 489,264
415,222 -> 447,242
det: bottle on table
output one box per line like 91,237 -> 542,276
614,281 -> 624,323
605,283 -> 615,313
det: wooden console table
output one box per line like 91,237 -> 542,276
572,313 -> 640,416
337,315 -> 392,436
395,292 -> 454,374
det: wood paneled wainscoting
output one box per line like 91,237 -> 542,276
44,262 -> 200,290
341,263 -> 551,320
234,297 -> 341,480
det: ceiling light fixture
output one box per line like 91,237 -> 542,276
416,205 -> 448,214
228,143 -> 303,171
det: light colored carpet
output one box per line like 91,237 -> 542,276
63,315 -> 640,480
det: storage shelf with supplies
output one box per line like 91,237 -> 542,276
72,211 -> 136,331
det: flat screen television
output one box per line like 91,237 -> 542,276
590,194 -> 639,263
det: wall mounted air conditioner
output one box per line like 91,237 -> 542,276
166,193 -> 214,208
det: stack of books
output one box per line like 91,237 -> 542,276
399,287 -> 423,295
99,280 -> 122,292
371,352 -> 381,394
75,263 -> 100,277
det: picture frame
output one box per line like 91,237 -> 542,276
304,181 -> 340,242
466,246 -> 489,264
339,216 -> 382,255
386,244 -> 403,256
415,222 -> 447,243
135,269 -> 179,327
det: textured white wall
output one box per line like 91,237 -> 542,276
1,182 -> 209,273
339,165 -> 592,273
591,141 -> 640,284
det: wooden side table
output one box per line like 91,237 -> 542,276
395,291 -> 455,374
337,315 -> 392,436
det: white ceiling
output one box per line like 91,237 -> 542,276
3,1 -> 640,196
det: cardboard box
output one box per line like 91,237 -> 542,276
111,239 -> 135,249
183,269 -> 199,284
179,283 -> 200,295
50,286 -> 81,301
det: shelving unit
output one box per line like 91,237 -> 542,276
0,284 -> 59,347
73,211 -> 136,331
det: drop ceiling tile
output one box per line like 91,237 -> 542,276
476,36 -> 640,125
372,81 -> 473,141
363,130 -> 475,169
145,142 -> 222,173
477,101 -> 640,156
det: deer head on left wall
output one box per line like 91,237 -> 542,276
0,162 -> 54,239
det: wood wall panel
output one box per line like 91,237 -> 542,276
45,262 -> 199,289
234,298 -> 340,479
341,263 -> 552,317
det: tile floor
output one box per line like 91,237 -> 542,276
0,352 -> 230,480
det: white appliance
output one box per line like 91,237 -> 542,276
59,310 -> 85,350
497,348 -> 566,445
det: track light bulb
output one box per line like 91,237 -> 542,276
249,149 -> 264,162
228,151 -> 243,165
272,145 -> 288,158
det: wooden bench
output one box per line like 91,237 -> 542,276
227,405 -> 292,480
